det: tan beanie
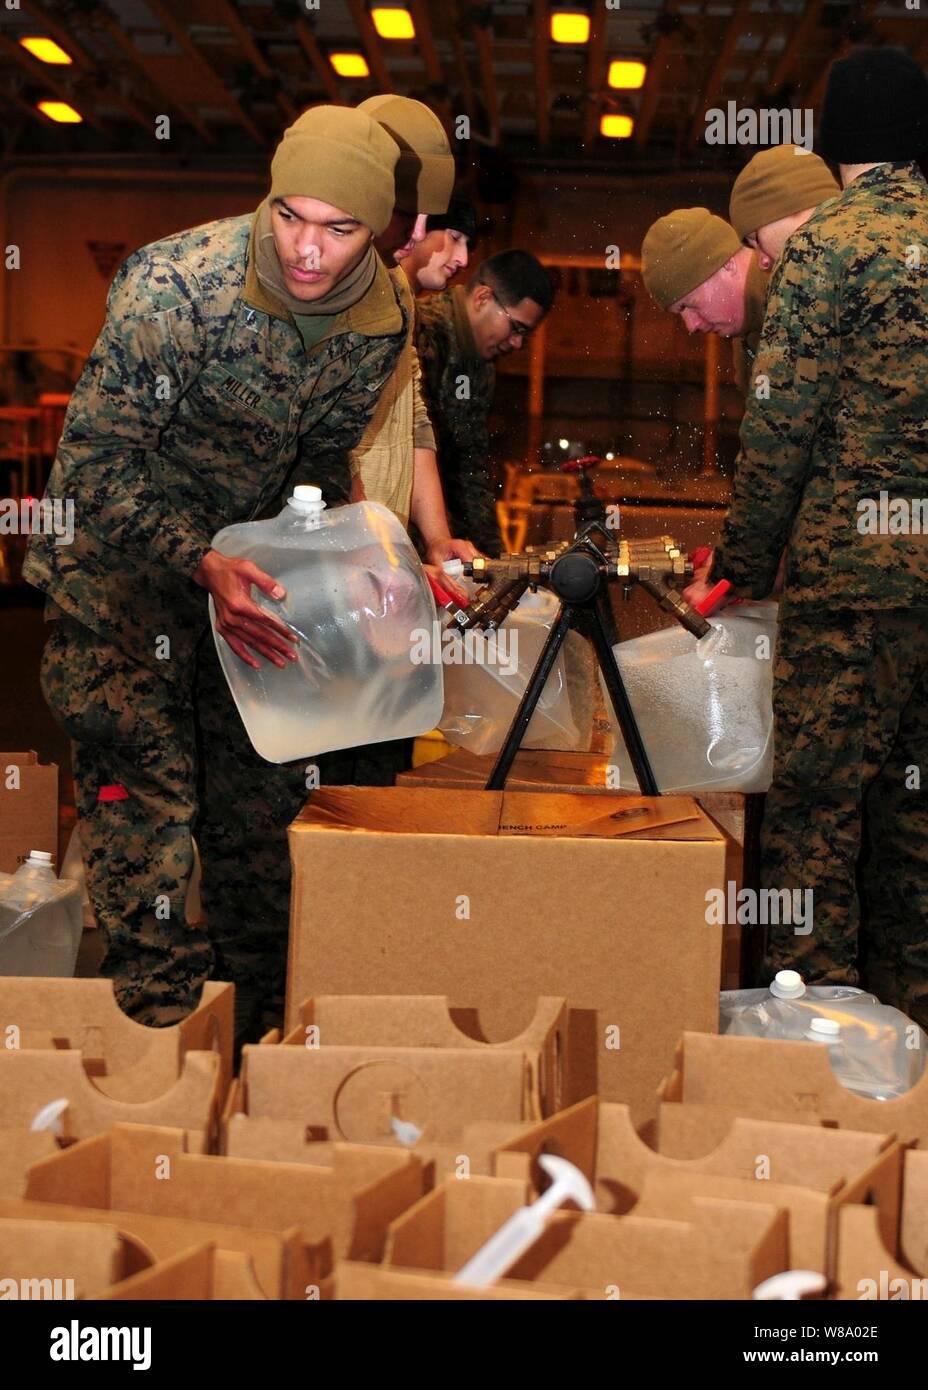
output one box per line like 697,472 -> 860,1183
641,209 -> 742,309
358,94 -> 454,215
729,145 -> 840,241
269,105 -> 399,235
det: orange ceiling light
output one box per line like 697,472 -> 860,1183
37,100 -> 83,123
608,60 -> 647,90
329,52 -> 371,78
20,36 -> 73,64
371,6 -> 415,39
600,113 -> 634,139
551,11 -> 591,44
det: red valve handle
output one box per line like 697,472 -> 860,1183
693,579 -> 732,616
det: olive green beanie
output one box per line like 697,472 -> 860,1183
729,145 -> 840,241
359,94 -> 454,215
641,209 -> 742,310
269,105 -> 399,234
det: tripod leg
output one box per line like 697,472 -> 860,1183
486,604 -> 574,791
588,602 -> 661,796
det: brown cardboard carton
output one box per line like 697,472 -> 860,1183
225,994 -> 565,1177
491,1096 -> 900,1275
0,752 -> 58,872
0,1218 -> 154,1298
660,1032 -> 928,1147
0,1123 -> 426,1298
287,787 -> 726,1123
383,1173 -> 788,1298
0,1049 -> 222,1154
99,1244 -> 270,1301
399,752 -> 755,989
0,1129 -> 58,1198
833,1149 -> 928,1299
334,1260 -> 583,1300
0,977 -> 234,1103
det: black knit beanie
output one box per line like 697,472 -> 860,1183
818,46 -> 928,163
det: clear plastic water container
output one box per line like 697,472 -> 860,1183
438,582 -> 592,756
602,601 -> 777,794
0,851 -> 83,977
209,487 -> 444,763
720,971 -> 927,1100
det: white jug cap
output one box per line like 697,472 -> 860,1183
770,970 -> 805,999
806,1017 -> 840,1042
442,559 -> 464,577
288,484 -> 327,513
28,850 -> 53,863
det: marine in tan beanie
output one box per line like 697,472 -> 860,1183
641,208 -> 755,337
358,94 -> 454,266
729,144 -> 840,269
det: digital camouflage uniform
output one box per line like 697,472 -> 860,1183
712,163 -> 928,1026
24,213 -> 408,1038
415,285 -> 500,555
730,256 -> 771,393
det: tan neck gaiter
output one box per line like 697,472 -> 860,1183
251,198 -> 378,318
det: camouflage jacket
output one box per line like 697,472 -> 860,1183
730,257 -> 771,394
713,163 -> 928,614
415,285 -> 499,554
23,213 -> 407,679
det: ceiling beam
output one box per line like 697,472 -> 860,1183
295,19 -> 344,104
406,0 -> 454,138
343,0 -> 394,92
807,0 -> 880,108
689,0 -> 752,144
769,0 -> 825,93
635,2 -> 681,151
142,0 -> 265,143
446,0 -> 477,121
213,0 -> 296,122
582,0 -> 610,148
95,3 -> 216,142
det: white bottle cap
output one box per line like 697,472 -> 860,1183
770,970 -> 805,1000
288,485 -> 327,513
442,559 -> 464,577
28,850 -> 53,864
805,1017 -> 840,1042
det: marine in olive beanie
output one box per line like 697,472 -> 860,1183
729,145 -> 840,242
358,94 -> 454,215
641,209 -> 742,310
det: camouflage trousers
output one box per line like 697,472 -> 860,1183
761,609 -> 928,1029
41,617 -> 411,1042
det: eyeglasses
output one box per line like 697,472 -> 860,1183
492,292 -> 536,340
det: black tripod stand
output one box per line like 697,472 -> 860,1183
451,457 -> 710,793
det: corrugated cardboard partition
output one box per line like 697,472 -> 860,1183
660,1032 -> 928,1147
0,1218 -> 154,1299
99,1243 -> 269,1301
287,787 -> 726,1125
833,1149 -> 928,1300
0,752 -> 58,873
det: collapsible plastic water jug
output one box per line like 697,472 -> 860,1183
438,582 -> 592,756
209,487 -> 443,764
0,851 -> 83,977
602,601 -> 777,793
720,971 -> 927,1100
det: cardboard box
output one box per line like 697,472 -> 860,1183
99,1243 -> 270,1301
334,1260 -> 583,1300
396,750 -> 759,989
0,1124 -> 427,1298
224,994 -> 565,1177
833,1149 -> 928,1300
287,787 -> 726,1124
0,752 -> 58,873
0,1130 -> 59,1199
0,1050 -> 222,1157
660,1032 -> 928,1148
491,1095 -> 900,1276
0,1217 -> 154,1299
0,977 -> 234,1103
382,1173 -> 788,1298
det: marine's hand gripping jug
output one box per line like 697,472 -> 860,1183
209,487 -> 443,763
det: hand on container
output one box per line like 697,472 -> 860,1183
422,563 -> 469,608
425,536 -> 480,567
193,550 -> 298,670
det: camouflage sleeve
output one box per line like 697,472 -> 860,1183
55,252 -> 215,575
711,234 -> 841,597
446,365 -> 498,554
